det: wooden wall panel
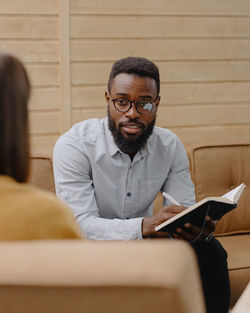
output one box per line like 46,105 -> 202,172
71,16 -> 250,39
30,135 -> 59,157
72,86 -> 106,108
72,108 -> 106,124
1,0 -> 58,14
160,82 -> 250,105
70,1 -> 250,148
71,39 -> 250,61
71,63 -> 110,85
0,17 -> 58,38
0,41 -> 59,63
1,0 -> 250,157
156,104 -> 250,127
27,64 -> 59,87
158,61 -> 250,82
71,0 -> 250,16
0,0 -> 60,156
29,89 -> 59,110
29,112 -> 60,135
71,61 -> 250,85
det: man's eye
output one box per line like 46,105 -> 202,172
116,99 -> 128,106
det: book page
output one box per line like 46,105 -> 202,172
222,183 -> 246,203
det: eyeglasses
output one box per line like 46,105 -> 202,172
110,97 -> 157,114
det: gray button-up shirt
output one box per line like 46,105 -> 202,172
53,117 -> 195,240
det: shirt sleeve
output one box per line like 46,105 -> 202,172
53,135 -> 143,240
161,137 -> 196,208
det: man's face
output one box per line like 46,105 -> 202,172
105,73 -> 160,154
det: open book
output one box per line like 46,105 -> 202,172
155,183 -> 246,233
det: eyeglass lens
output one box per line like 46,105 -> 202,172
114,99 -> 153,113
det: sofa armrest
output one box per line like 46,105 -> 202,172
0,240 -> 205,313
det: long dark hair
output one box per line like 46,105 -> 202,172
0,52 -> 31,182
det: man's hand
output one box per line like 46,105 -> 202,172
171,216 -> 217,242
142,206 -> 217,242
142,204 -> 187,238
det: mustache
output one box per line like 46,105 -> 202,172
118,119 -> 145,129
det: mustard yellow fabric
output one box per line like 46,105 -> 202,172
0,175 -> 82,240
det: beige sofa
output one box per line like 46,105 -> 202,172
0,240 -> 205,313
23,157 -> 206,313
28,146 -> 250,307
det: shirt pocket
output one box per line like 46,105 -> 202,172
138,179 -> 162,214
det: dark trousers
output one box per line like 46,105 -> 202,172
191,238 -> 230,313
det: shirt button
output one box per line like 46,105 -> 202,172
127,192 -> 131,197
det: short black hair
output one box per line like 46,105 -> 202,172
108,57 -> 160,95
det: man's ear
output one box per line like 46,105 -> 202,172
155,95 -> 161,111
105,91 -> 110,103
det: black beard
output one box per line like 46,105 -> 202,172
108,108 -> 156,154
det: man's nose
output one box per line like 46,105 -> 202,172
125,103 -> 140,119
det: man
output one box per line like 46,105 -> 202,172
53,57 -> 230,313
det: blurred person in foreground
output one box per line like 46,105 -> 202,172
54,56 -> 230,313
0,52 -> 81,240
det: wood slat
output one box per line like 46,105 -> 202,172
72,86 -> 106,108
159,61 -> 250,83
0,0 -> 58,14
0,41 -> 59,62
26,64 -> 59,86
29,88 -> 59,110
71,61 -> 250,85
71,108 -> 106,124
0,17 -> 58,39
71,82 -> 250,108
30,135 -> 59,157
71,63 -> 109,85
72,103 -> 250,128
29,111 -> 60,134
156,104 -> 250,127
71,39 -> 250,61
172,125 -> 250,146
71,0 -> 250,16
71,16 -> 250,39
161,82 -> 250,104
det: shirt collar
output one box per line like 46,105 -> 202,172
104,117 -> 153,158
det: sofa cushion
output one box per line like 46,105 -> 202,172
29,157 -> 55,193
218,234 -> 250,306
187,144 -> 250,235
